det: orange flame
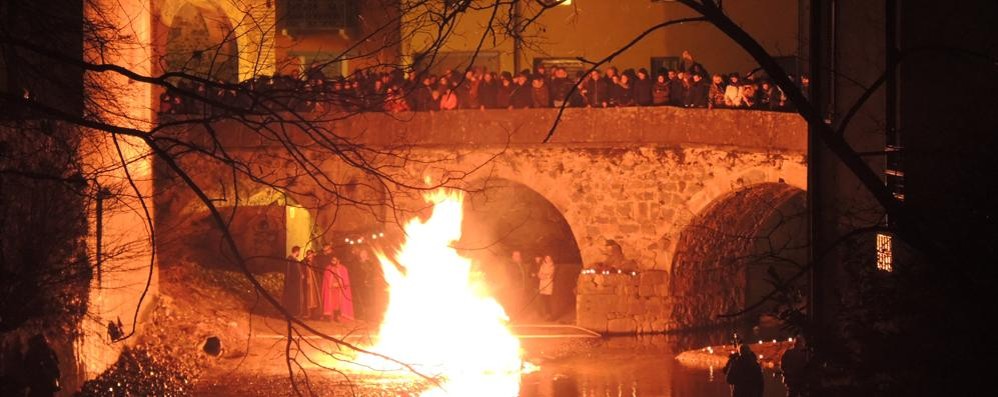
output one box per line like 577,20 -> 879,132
363,189 -> 523,395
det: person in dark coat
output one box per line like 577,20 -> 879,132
530,76 -> 552,108
652,73 -> 670,106
781,337 -> 808,397
709,74 -> 727,108
24,334 -> 60,397
496,72 -> 514,109
478,72 -> 498,109
633,68 -> 653,106
548,67 -> 573,107
457,70 -> 480,109
412,76 -> 435,111
725,343 -> 764,397
583,69 -> 608,108
667,69 -> 685,106
611,73 -> 635,106
566,73 -> 588,108
688,74 -> 709,108
510,72 -> 533,108
282,246 -> 303,316
759,80 -> 781,110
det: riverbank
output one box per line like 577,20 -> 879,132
675,339 -> 794,370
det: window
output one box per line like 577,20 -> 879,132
290,52 -> 347,78
533,57 -> 586,76
651,56 -> 680,76
278,0 -> 351,31
876,233 -> 894,272
413,51 -> 500,75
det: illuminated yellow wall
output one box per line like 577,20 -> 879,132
285,205 -> 314,256
79,0 -> 157,381
404,0 -> 798,75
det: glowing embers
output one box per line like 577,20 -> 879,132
360,189 -> 524,395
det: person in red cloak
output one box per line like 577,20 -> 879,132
322,256 -> 354,322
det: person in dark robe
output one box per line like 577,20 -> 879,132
24,334 -> 60,397
725,343 -> 765,397
302,249 -> 321,319
350,248 -> 376,321
282,246 -> 303,316
506,250 -> 528,321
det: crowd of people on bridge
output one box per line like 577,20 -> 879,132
159,51 -> 807,116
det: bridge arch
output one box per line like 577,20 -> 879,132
669,182 -> 807,329
159,0 -> 275,81
457,177 -> 583,322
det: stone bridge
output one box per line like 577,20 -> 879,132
156,106 -> 807,334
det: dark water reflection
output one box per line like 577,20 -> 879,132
518,334 -> 785,397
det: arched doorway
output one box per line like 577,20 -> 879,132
456,178 -> 582,323
670,183 -> 807,330
164,2 -> 239,82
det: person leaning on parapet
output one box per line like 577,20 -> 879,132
652,70 -> 671,106
725,343 -> 764,397
634,68 -> 653,106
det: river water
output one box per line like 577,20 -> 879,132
196,332 -> 786,397
518,334 -> 786,397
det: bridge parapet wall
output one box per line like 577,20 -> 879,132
200,106 -> 806,151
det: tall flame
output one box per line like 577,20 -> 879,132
365,190 -> 523,396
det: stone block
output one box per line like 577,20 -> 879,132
607,317 -> 637,334
651,319 -> 670,333
577,315 -> 608,334
627,298 -> 645,315
638,270 -> 668,297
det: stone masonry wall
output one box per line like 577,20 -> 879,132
158,106 -> 807,334
576,271 -> 674,333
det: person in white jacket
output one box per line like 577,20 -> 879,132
537,255 -> 556,321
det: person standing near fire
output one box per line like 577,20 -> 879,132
302,249 -> 321,319
282,246 -> 303,316
537,255 -> 556,322
322,256 -> 354,322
